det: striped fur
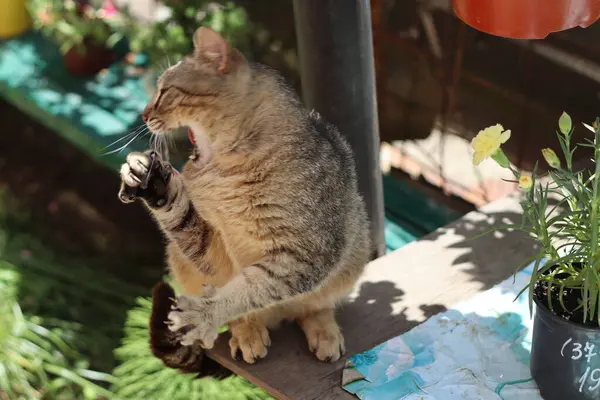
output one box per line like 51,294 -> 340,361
119,27 -> 371,368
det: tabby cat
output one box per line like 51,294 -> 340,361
118,27 -> 370,369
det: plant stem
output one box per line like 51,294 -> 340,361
586,119 -> 600,322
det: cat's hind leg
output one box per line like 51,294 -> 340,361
297,308 -> 345,363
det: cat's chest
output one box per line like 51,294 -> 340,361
188,164 -> 253,211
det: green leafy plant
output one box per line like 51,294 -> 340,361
0,189 -> 143,399
112,295 -> 273,400
0,186 -> 272,399
120,1 -> 252,70
28,0 -> 124,54
0,261 -> 116,399
472,113 -> 600,324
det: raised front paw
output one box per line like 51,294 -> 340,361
167,295 -> 219,349
118,150 -> 173,207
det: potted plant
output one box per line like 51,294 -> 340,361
472,114 -> 600,399
28,0 -> 124,76
453,0 -> 600,39
117,0 -> 251,149
0,0 -> 31,39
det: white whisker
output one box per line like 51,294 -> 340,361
103,129 -> 146,156
102,129 -> 140,150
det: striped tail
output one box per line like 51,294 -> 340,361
149,282 -> 230,377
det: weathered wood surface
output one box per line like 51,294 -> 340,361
207,194 -> 536,400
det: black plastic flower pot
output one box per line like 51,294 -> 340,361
531,297 -> 600,399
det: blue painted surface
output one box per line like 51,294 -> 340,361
343,264 -> 543,399
0,32 -> 148,170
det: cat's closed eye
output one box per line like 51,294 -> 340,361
155,88 -> 167,108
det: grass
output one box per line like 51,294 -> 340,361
112,296 -> 272,400
0,189 -> 131,399
0,260 -> 117,399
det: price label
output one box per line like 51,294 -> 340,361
561,338 -> 600,393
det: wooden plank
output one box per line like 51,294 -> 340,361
207,194 -> 536,400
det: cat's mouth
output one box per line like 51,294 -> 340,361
187,127 -> 203,167
187,128 -> 196,146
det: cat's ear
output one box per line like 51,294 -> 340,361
193,26 -> 230,73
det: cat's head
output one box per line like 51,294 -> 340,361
142,27 -> 248,135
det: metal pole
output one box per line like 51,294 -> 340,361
293,0 -> 386,258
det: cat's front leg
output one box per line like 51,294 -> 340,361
119,151 -> 215,270
167,296 -> 220,348
169,251 -> 328,353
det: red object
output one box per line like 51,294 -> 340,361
63,39 -> 115,76
453,0 -> 600,39
188,128 -> 196,145
102,0 -> 117,17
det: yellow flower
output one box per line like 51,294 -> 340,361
518,175 -> 533,190
541,148 -> 561,169
471,124 -> 511,165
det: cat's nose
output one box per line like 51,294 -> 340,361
142,108 -> 150,123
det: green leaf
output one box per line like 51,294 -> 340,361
559,112 -> 572,135
59,41 -> 74,55
106,32 -> 123,48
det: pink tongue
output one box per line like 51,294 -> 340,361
187,127 -> 203,167
188,128 -> 196,145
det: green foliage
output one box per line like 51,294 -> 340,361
0,261 -> 116,399
0,189 -> 271,399
112,296 -> 273,400
559,112 -> 572,136
120,1 -> 252,70
0,190 -> 144,399
0,224 -> 145,373
27,0 -> 124,54
481,113 -> 600,323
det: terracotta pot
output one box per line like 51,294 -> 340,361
63,39 -> 115,76
0,0 -> 30,39
453,0 -> 600,39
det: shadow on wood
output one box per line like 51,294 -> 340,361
207,195 -> 537,400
